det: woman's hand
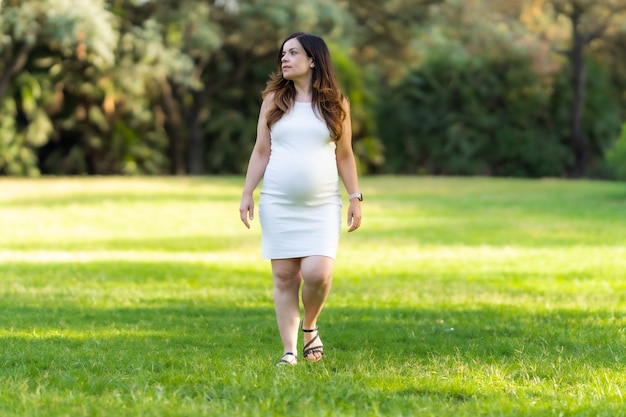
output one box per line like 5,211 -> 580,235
347,199 -> 362,232
239,194 -> 255,229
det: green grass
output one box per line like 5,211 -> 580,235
1,176 -> 625,417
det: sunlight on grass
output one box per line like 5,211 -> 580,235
1,176 -> 625,417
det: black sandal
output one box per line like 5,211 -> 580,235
302,324 -> 324,362
277,352 -> 298,366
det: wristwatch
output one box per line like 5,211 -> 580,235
348,192 -> 363,201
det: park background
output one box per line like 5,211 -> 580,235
2,1 -> 626,417
2,0 -> 626,180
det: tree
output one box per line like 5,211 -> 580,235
377,25 -> 572,177
0,0 -> 205,175
342,0 -> 443,83
544,0 -> 626,177
115,0 -> 223,175
0,0 -> 118,175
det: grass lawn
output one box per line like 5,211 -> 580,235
0,176 -> 625,417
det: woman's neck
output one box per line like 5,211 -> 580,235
292,79 -> 312,103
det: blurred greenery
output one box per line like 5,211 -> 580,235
606,123 -> 626,180
1,0 -> 625,178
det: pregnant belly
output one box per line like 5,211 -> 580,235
263,156 -> 337,203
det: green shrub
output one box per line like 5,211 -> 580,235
377,42 -> 622,178
378,54 -> 571,177
606,123 -> 626,181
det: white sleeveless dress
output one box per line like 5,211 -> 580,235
259,101 -> 342,259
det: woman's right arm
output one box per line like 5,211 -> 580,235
239,96 -> 272,229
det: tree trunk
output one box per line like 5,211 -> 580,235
186,90 -> 205,175
160,78 -> 186,175
568,39 -> 587,177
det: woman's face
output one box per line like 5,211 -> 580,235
280,38 -> 314,82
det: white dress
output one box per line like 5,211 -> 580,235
259,101 -> 342,259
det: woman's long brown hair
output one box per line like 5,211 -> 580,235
263,32 -> 346,141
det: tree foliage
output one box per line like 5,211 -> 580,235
1,0 -> 625,179
377,0 -> 624,178
378,53 -> 571,177
0,0 -> 118,174
606,123 -> 626,180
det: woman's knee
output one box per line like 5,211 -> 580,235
272,259 -> 302,290
301,256 -> 334,286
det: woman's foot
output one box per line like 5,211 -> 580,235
277,352 -> 298,366
302,325 -> 324,362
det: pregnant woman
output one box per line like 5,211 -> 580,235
239,32 -> 362,365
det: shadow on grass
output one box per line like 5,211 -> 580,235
1,302 -> 622,372
1,298 -> 623,416
1,260 -> 623,372
1,260 -> 623,417
328,305 -> 624,365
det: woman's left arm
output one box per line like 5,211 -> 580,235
336,99 -> 362,232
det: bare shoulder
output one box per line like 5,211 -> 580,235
341,95 -> 351,112
257,93 -> 275,122
262,92 -> 276,108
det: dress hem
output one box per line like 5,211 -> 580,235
262,253 -> 336,261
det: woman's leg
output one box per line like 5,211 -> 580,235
300,255 -> 334,361
271,258 -> 303,358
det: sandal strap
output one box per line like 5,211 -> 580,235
278,352 -> 298,365
301,323 -> 324,359
303,334 -> 321,350
301,323 -> 319,333
303,346 -> 324,357
303,334 -> 320,350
